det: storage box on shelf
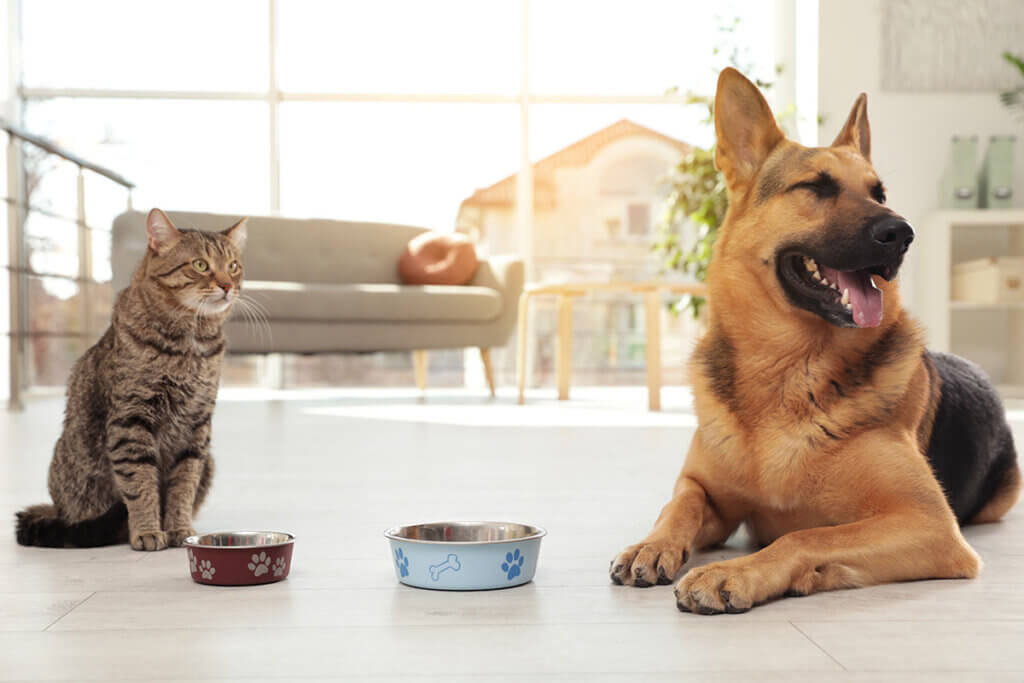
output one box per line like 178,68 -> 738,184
919,210 -> 1024,397
952,257 -> 1024,304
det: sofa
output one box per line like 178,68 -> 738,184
111,210 -> 524,393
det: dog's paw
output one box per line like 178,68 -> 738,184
674,561 -> 761,614
610,539 -> 689,587
166,527 -> 196,547
130,529 -> 168,551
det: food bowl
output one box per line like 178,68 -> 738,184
384,521 -> 545,590
184,531 -> 295,586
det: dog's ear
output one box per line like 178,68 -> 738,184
714,67 -> 784,191
831,93 -> 871,161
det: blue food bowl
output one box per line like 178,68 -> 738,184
384,521 -> 546,590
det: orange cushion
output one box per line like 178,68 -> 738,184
398,232 -> 479,286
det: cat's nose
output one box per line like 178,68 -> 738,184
219,282 -> 232,294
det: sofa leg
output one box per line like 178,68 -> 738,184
263,353 -> 286,391
479,348 -> 496,398
413,350 -> 428,391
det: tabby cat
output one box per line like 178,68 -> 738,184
15,208 -> 246,550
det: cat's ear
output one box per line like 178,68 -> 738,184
146,208 -> 181,255
222,218 -> 248,250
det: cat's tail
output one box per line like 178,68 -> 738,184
15,502 -> 128,548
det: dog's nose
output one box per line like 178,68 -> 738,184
871,217 -> 915,254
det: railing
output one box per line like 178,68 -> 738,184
2,117 -> 134,410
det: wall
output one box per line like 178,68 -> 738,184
0,0 -> 14,403
817,0 -> 1024,317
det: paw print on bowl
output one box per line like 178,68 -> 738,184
248,551 -> 272,577
188,549 -> 198,574
198,559 -> 216,580
272,556 -> 287,577
394,548 -> 410,578
501,548 -> 524,581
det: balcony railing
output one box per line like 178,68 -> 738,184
2,117 -> 134,410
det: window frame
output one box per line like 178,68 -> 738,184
15,0 -> 723,280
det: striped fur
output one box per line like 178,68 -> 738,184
16,209 -> 245,550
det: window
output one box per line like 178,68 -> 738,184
627,204 -> 651,237
11,0 -> 779,393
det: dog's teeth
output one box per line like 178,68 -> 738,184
805,258 -> 818,273
821,277 -> 829,286
832,282 -> 840,291
845,303 -> 853,311
813,272 -> 822,281
841,288 -> 850,305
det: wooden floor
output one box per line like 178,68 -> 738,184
2,386 -> 1023,681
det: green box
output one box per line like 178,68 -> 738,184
940,136 -> 979,209
980,135 -> 1015,209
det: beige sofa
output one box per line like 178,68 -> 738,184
111,210 -> 524,393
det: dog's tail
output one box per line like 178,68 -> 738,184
15,502 -> 128,548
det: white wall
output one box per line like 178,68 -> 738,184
817,0 -> 1024,315
0,0 -> 14,403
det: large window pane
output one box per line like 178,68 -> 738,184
89,282 -> 114,335
91,230 -> 112,283
85,172 -> 132,233
278,0 -> 519,94
21,0 -> 269,91
280,103 -> 518,230
24,212 -> 78,279
530,103 -> 712,159
27,275 -> 81,334
27,335 -> 87,389
529,0 -> 776,96
23,149 -> 79,219
24,99 -> 270,216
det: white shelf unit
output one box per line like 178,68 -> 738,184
919,209 -> 1024,397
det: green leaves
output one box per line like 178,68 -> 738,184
652,145 -> 728,319
1003,51 -> 1024,77
1000,51 -> 1024,120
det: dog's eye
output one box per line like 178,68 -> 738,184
791,172 -> 840,200
871,182 -> 887,204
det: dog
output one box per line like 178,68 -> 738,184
610,67 -> 1022,614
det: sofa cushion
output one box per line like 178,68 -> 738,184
399,232 -> 479,285
241,281 -> 502,323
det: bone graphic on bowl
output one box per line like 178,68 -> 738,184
429,553 -> 461,581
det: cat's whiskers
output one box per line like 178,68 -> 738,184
233,293 -> 272,349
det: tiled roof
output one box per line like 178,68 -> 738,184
460,119 -> 691,210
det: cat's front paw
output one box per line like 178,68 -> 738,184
166,527 -> 196,547
130,529 -> 168,551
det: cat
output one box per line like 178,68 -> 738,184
15,208 -> 247,550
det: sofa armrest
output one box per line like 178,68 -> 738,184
469,254 -> 525,344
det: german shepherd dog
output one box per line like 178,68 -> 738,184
610,68 -> 1022,614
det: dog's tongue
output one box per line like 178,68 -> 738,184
838,270 -> 883,328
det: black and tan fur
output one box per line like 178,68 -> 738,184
610,68 -> 1021,613
16,209 -> 247,550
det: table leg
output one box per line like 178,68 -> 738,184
557,294 -> 573,401
516,292 -> 530,405
413,350 -> 428,392
645,290 -> 662,412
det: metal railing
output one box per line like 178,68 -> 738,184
2,117 -> 134,410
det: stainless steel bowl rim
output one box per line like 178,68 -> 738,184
183,530 -> 296,550
383,521 -> 547,545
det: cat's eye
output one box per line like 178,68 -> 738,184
228,261 -> 240,274
192,259 -> 209,272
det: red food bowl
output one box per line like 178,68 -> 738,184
184,531 -> 295,586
